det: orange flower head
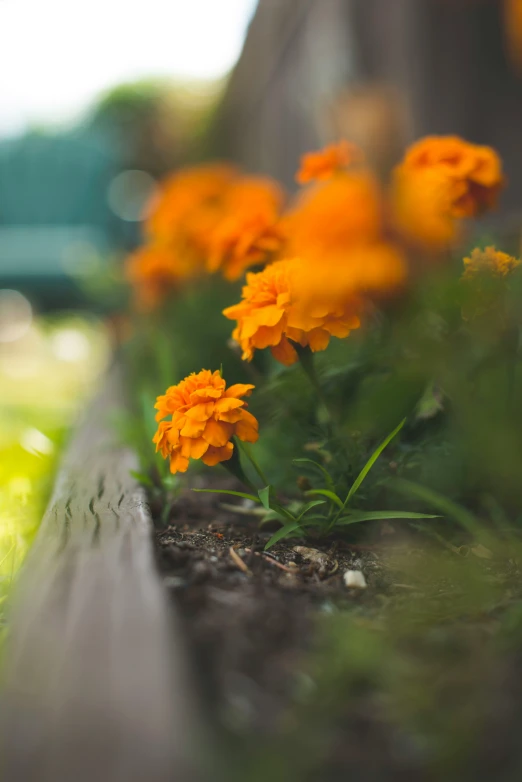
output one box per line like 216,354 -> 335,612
290,243 -> 407,331
153,370 -> 259,474
391,167 -> 460,249
282,171 -> 383,260
296,140 -> 362,184
462,246 -> 521,280
396,135 -> 504,218
145,163 -> 237,267
223,258 -> 366,366
125,245 -> 183,310
206,176 -> 285,281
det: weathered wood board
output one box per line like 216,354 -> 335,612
1,366 -> 201,782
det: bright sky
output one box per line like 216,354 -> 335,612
0,0 -> 258,138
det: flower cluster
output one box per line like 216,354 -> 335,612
224,143 -> 407,364
153,370 -> 259,474
143,134 -> 512,492
125,164 -> 285,305
462,246 -> 521,280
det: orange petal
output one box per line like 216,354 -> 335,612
271,337 -> 299,366
203,418 -> 234,447
179,436 -> 210,459
185,402 -> 214,421
214,398 -> 244,414
170,450 -> 190,474
306,328 -> 331,353
235,410 -> 259,443
201,442 -> 234,466
217,409 -> 244,424
180,417 -> 206,438
190,387 -> 223,401
224,384 -> 255,399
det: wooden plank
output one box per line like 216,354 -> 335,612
1,366 -> 201,782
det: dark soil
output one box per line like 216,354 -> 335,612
154,477 -> 381,728
152,478 -> 522,782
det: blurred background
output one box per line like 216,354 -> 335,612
2,0 -> 522,618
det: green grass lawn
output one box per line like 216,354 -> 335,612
0,312 -> 109,635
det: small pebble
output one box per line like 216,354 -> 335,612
343,569 -> 367,589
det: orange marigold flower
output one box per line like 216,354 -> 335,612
145,163 -> 237,263
206,177 -> 285,281
396,135 -> 504,218
282,171 -> 383,260
222,257 -> 381,366
290,244 -> 407,330
125,245 -> 182,310
462,246 -> 521,280
296,140 -> 362,184
391,167 -> 460,249
153,370 -> 259,474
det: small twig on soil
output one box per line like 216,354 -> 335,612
229,546 -> 251,575
244,548 -> 299,574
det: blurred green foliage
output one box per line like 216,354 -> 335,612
0,314 -> 109,642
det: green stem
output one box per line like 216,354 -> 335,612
295,345 -> 337,424
222,442 -> 258,493
236,439 -> 270,487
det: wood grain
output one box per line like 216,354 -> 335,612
1,366 -> 201,782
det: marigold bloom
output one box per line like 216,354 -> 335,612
391,136 -> 505,250
462,246 -> 521,280
396,134 -> 503,222
125,245 -> 182,310
461,246 -> 521,322
145,163 -> 237,269
391,167 -> 460,249
222,256 -> 398,366
153,370 -> 259,474
282,171 -> 383,260
296,140 -> 361,184
206,177 -> 285,280
290,244 -> 407,331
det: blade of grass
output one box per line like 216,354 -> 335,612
336,510 -> 439,526
292,458 -> 336,493
305,489 -> 344,510
193,489 -> 261,503
387,478 -> 496,545
343,419 -> 406,508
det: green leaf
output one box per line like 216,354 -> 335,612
305,489 -> 344,510
386,478 -> 485,537
265,522 -> 303,550
258,485 -> 272,511
192,489 -> 261,503
292,458 -> 336,492
297,499 -> 327,520
336,510 -> 439,526
130,470 -> 155,488
344,418 -> 406,507
270,502 -> 297,522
